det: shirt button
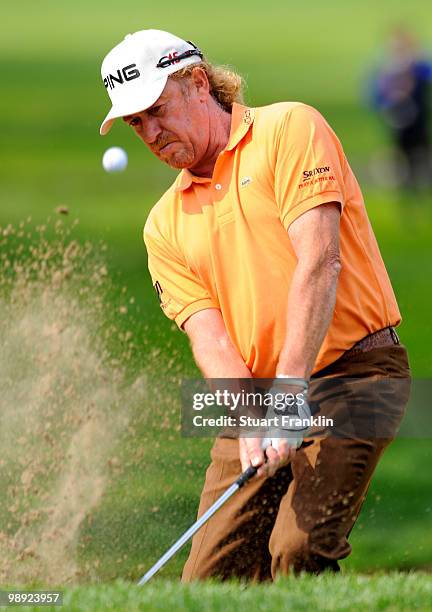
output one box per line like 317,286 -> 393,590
215,183 -> 222,190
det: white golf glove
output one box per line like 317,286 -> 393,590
262,376 -> 311,451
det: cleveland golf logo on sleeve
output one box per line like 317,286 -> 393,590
153,280 -> 163,303
153,280 -> 176,315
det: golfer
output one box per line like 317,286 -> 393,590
100,30 -> 411,580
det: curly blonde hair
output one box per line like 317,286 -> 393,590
170,60 -> 245,113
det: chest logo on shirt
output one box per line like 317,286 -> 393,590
240,176 -> 253,188
243,109 -> 253,124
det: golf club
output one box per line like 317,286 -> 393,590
137,434 -> 308,585
137,462 -> 258,585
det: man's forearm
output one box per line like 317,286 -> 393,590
277,258 -> 341,379
191,336 -> 252,378
184,309 -> 252,378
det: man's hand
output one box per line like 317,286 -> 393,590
265,376 -> 311,448
238,377 -> 310,478
239,437 -> 296,478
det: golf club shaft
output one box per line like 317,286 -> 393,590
137,465 -> 257,585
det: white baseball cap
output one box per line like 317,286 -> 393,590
100,29 -> 203,135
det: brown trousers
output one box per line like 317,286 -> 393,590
182,344 -> 411,582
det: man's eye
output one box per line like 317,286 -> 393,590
130,117 -> 141,127
149,105 -> 164,116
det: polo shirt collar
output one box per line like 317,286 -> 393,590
225,103 -> 255,151
175,103 -> 255,192
175,169 -> 210,191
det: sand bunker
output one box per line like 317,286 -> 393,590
0,218 -> 147,584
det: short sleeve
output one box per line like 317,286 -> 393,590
274,105 -> 345,230
143,222 -> 219,330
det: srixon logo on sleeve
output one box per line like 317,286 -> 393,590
298,166 -> 336,190
302,166 -> 331,182
103,64 -> 141,90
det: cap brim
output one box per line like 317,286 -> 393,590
99,76 -> 167,135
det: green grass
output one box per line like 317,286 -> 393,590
12,573 -> 432,611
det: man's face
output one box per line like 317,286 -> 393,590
123,74 -> 210,170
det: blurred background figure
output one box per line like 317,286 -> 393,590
369,26 -> 432,189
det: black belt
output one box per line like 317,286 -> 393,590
345,326 -> 400,356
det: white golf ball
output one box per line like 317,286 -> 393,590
102,147 -> 128,173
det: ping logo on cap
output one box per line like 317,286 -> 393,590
103,63 -> 141,90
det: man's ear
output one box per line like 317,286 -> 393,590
191,67 -> 210,100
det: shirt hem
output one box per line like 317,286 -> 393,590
282,191 -> 344,230
174,299 -> 220,330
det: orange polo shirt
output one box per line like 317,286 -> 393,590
143,102 -> 401,377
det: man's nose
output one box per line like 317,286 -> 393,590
138,115 -> 162,145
